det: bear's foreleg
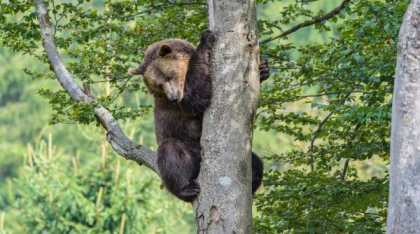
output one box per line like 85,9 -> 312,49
252,152 -> 264,193
157,138 -> 201,202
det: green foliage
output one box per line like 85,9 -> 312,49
0,0 -> 207,125
257,170 -> 387,233
254,0 -> 406,233
0,0 -> 408,233
11,141 -> 194,234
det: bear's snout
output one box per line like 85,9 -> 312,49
162,81 -> 183,103
169,96 -> 178,103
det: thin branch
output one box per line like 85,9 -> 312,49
34,0 -> 158,174
21,45 -> 44,61
341,159 -> 350,179
341,120 -> 362,180
264,21 -> 283,31
123,2 -> 206,20
294,91 -> 367,99
111,75 -> 133,103
261,0 -> 351,44
51,0 -> 58,36
287,76 -> 359,87
55,3 -> 81,27
309,91 -> 352,172
89,75 -> 138,84
272,90 -> 369,107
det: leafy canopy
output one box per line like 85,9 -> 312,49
0,0 -> 207,124
255,0 -> 406,233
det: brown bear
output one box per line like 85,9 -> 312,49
130,30 -> 269,202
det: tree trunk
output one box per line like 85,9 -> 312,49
193,0 -> 260,233
387,1 -> 420,233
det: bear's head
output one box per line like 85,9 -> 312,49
130,39 -> 196,103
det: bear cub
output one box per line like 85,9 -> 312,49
130,30 -> 269,202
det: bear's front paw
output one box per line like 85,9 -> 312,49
201,29 -> 216,48
259,59 -> 270,83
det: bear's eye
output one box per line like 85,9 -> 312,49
168,76 -> 174,81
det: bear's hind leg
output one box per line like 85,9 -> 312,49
157,138 -> 201,202
252,152 -> 264,193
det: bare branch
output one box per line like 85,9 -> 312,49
34,0 -> 158,174
261,0 -> 351,44
123,1 -> 206,20
287,91 -> 368,101
341,159 -> 350,180
270,90 -> 369,108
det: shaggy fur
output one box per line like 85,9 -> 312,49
131,30 -> 269,202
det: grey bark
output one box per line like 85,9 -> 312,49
34,0 -> 158,174
193,0 -> 260,233
387,1 -> 420,233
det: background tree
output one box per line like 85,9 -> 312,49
14,141 -> 193,233
387,0 -> 420,232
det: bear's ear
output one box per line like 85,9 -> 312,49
129,64 -> 146,75
158,44 -> 172,57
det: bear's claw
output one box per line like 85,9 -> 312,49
188,180 -> 201,193
178,180 -> 201,202
201,30 -> 216,47
259,59 -> 270,82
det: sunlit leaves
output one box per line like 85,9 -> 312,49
255,0 -> 407,232
0,0 -> 207,125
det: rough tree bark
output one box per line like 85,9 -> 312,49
34,0 -> 260,233
387,1 -> 420,233
193,0 -> 260,233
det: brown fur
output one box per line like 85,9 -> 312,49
131,30 -> 267,202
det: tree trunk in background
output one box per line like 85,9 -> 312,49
387,1 -> 420,233
192,0 -> 260,233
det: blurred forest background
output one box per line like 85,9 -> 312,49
0,0 -> 407,233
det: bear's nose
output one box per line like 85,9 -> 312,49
169,97 -> 178,103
